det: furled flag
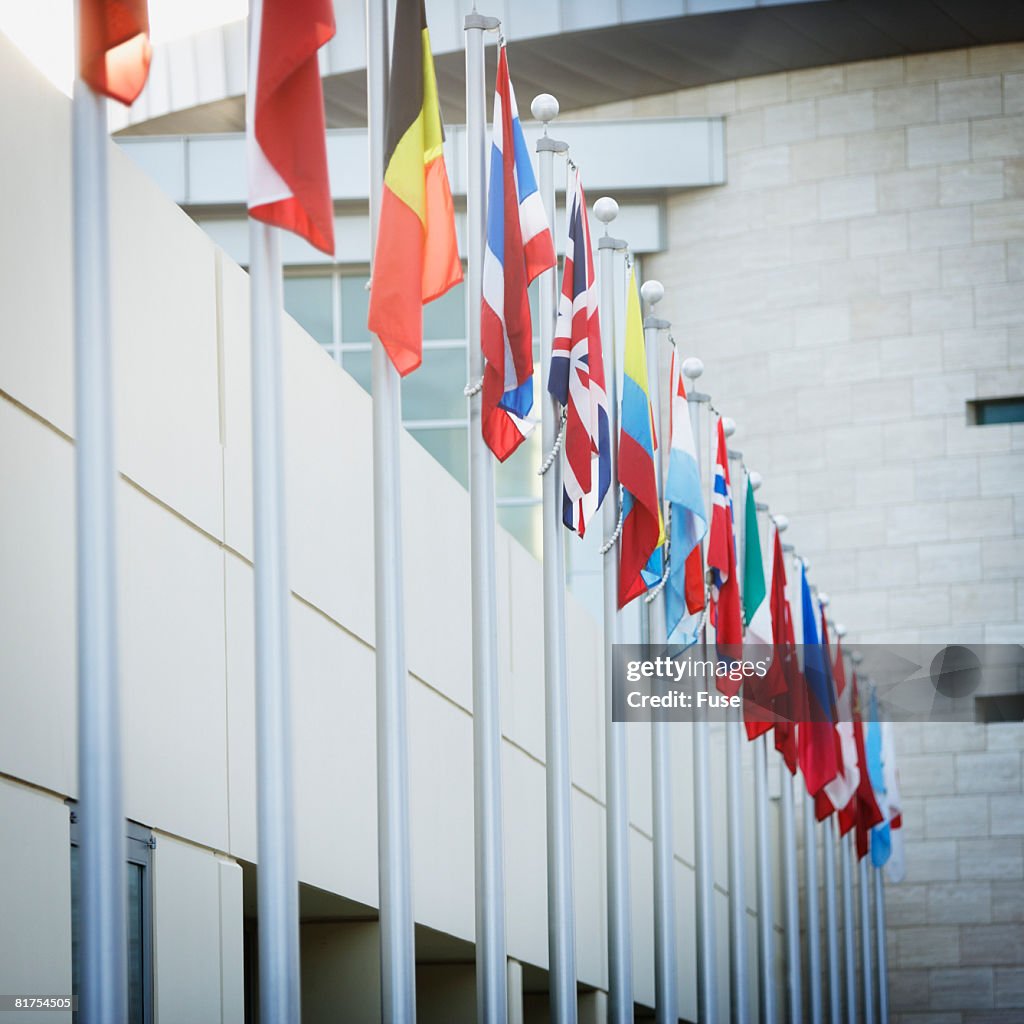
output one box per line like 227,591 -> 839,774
708,418 -> 743,686
548,169 -> 609,535
741,480 -> 777,737
865,689 -> 890,865
665,350 -> 707,645
881,717 -> 906,882
768,528 -> 800,762
797,565 -> 838,796
618,268 -> 664,608
821,626 -> 859,824
80,0 -> 152,105
367,0 -> 462,375
850,675 -> 884,859
247,0 -> 336,255
481,46 -> 556,460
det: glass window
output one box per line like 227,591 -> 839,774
283,276 -> 333,350
402,346 -> 469,422
341,348 -> 373,395
409,426 -> 469,488
495,430 -> 542,500
340,275 -> 373,345
497,504 -> 543,560
423,282 -> 466,341
969,396 -> 1024,426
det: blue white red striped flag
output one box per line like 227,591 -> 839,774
481,46 -> 555,461
548,169 -> 609,536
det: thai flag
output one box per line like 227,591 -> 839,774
708,417 -> 743,676
548,169 -> 609,536
481,46 -> 555,461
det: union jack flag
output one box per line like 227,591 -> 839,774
480,45 -> 555,461
548,169 -> 609,536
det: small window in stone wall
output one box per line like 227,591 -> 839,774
966,397 -> 1024,426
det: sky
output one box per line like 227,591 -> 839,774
0,0 -> 247,95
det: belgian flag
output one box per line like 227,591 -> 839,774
368,0 -> 462,376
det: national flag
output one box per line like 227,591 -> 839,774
481,46 -> 556,460
367,0 -> 462,376
881,717 -> 906,882
617,268 -> 664,608
80,0 -> 152,105
821,626 -> 859,822
665,349 -> 707,644
247,0 -> 336,255
708,418 -> 742,687
548,169 -> 609,535
797,564 -> 838,796
865,690 -> 890,866
850,676 -> 884,859
742,478 -> 771,645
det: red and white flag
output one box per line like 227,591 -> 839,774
80,0 -> 152,105
247,0 -> 336,255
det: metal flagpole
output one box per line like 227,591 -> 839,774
684,358 -> 719,1024
641,281 -> 677,1024
860,853 -> 876,1024
805,786 -> 824,1024
875,864 -> 890,1024
367,1 -> 416,1019
822,812 -> 841,1024
773,515 -> 802,1024
466,14 -> 507,1024
532,93 -> 577,1024
840,831 -> 857,1024
594,198 -> 633,1024
749,473 -> 778,1024
72,4 -> 127,1019
724,424 -> 751,1024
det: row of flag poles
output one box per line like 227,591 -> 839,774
68,2 -> 908,1023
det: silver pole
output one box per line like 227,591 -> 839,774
875,866 -> 889,1024
805,794 -> 823,1024
754,737 -> 778,1024
780,768 -> 803,1024
367,1 -> 416,1018
466,15 -> 507,1024
533,96 -> 577,1024
725,437 -> 751,1024
72,5 -> 127,1018
594,199 -> 632,1024
841,833 -> 857,1024
685,360 -> 718,1024
640,282 -> 677,1024
860,856 -> 876,1024
822,815 -> 841,1024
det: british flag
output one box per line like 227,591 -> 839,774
547,169 -> 609,536
480,45 -> 555,461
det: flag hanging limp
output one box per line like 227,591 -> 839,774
80,0 -> 152,105
617,268 -> 664,608
368,0 -> 462,375
708,417 -> 743,679
247,0 -> 336,255
481,45 -> 555,461
548,169 -> 609,537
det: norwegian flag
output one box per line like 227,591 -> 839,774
708,416 -> 743,681
481,46 -> 555,461
548,169 -> 609,536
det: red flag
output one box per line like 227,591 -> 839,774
80,0 -> 152,106
708,417 -> 742,693
247,0 -> 336,255
851,676 -> 884,857
766,530 -> 800,769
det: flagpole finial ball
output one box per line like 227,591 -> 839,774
594,197 -> 619,224
749,470 -> 762,491
722,416 -> 736,438
682,357 -> 704,380
819,592 -> 830,607
531,93 -> 559,124
772,513 -> 789,532
851,651 -> 863,665
836,623 -> 847,638
640,279 -> 664,307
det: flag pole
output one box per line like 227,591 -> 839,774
750,475 -> 779,1024
72,4 -> 127,1019
366,1 -> 417,1018
724,425 -> 752,1024
532,94 -> 577,1024
640,281 -> 678,1024
822,811 -> 841,1024
875,863 -> 890,1024
840,829 -> 857,1024
860,850 -> 876,1024
805,769 -> 824,1024
465,14 -> 508,1023
684,358 -> 719,1024
594,198 -> 633,1024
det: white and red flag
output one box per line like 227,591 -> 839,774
547,169 -> 609,536
247,0 -> 336,255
